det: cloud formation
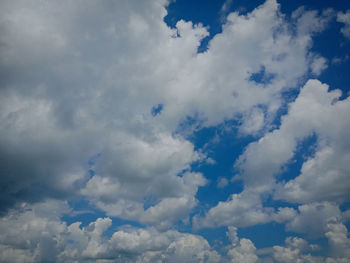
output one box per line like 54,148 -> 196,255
1,0 -> 350,262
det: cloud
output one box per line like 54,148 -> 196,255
337,10 -> 350,39
274,80 -> 350,204
310,55 -> 328,76
0,0 -> 331,226
272,220 -> 350,263
194,191 -> 273,228
0,200 -> 221,263
217,177 -> 229,189
195,78 -> 350,231
0,0 -> 346,261
232,79 -> 350,204
226,227 -> 258,263
272,237 -> 321,263
285,202 -> 342,238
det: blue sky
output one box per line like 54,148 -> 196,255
1,0 -> 350,262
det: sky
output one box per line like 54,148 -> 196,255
0,0 -> 350,262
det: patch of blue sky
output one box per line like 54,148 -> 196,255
164,0 -> 226,52
249,66 -> 276,85
276,133 -> 318,183
189,122 -> 254,201
238,222 -> 287,248
62,198 -> 145,238
151,103 -> 163,116
62,198 -> 106,227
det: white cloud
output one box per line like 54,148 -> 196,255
230,79 -> 350,205
0,0 -> 330,226
0,200 -> 221,263
285,202 -> 342,238
1,199 -> 349,263
226,226 -> 258,263
310,55 -> 328,76
194,191 -> 272,228
272,237 -> 321,263
337,10 -> 350,39
239,107 -> 265,135
272,220 -> 350,263
227,238 -> 258,263
274,81 -> 350,204
0,2 -> 346,262
325,219 -> 350,260
196,78 -> 350,232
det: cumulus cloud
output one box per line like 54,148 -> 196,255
285,202 -> 342,238
0,0 -> 347,261
226,227 -> 258,263
0,0 -> 330,225
233,78 -> 350,204
0,200 -> 221,263
274,80 -> 350,204
196,79 -> 350,230
272,220 -> 350,263
272,236 -> 322,263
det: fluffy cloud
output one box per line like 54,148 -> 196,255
194,191 -> 272,228
0,200 -> 221,263
274,80 -> 350,204
272,237 -> 321,263
272,219 -> 350,263
285,202 -> 341,238
226,227 -> 258,263
196,78 -> 350,230
234,78 -> 350,204
0,0 -> 347,261
0,0 -> 330,226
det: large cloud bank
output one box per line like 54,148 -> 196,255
0,0 -> 350,262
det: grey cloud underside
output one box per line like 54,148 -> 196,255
1,0 -> 350,262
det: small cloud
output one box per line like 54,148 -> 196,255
310,55 -> 328,76
337,10 -> 350,39
331,55 -> 349,65
220,0 -> 233,15
219,0 -> 233,22
206,157 -> 216,165
217,177 -> 229,189
151,104 -> 163,116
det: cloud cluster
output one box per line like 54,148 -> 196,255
1,0 -> 350,261
337,10 -> 350,39
196,80 -> 350,240
0,200 -> 221,263
0,0 -> 328,222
